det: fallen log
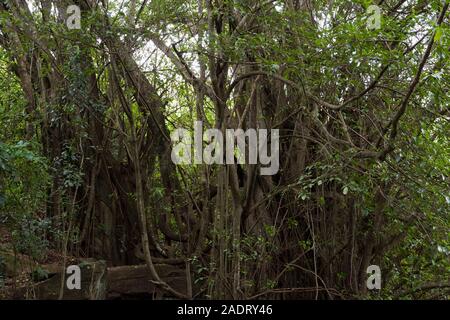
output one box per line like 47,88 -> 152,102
107,264 -> 187,299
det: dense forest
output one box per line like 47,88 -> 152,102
0,0 -> 449,300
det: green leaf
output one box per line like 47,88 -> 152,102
434,27 -> 443,42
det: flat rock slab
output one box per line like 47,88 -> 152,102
12,260 -> 107,300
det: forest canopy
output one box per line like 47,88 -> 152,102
0,0 -> 449,300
